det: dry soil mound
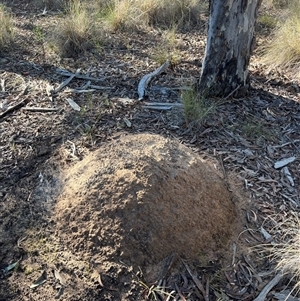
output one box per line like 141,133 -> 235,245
55,133 -> 238,272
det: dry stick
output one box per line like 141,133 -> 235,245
224,84 -> 241,100
175,283 -> 187,301
138,60 -> 170,100
56,69 -> 106,82
0,79 -> 5,91
66,87 -> 113,93
142,102 -> 182,111
182,261 -> 210,301
23,107 -> 59,112
89,85 -> 113,90
66,88 -> 96,94
0,96 -> 31,119
53,69 -> 81,94
80,80 -> 91,90
143,102 -> 183,107
253,274 -> 283,301
205,276 -> 210,300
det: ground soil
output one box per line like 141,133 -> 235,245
1,1 -> 300,301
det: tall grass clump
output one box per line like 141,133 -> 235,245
147,0 -> 206,29
262,0 -> 300,70
102,0 -> 207,31
0,4 -> 14,52
102,0 -> 133,31
54,0 -> 100,57
152,26 -> 180,65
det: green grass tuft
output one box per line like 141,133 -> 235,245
257,14 -> 277,31
181,87 -> 216,125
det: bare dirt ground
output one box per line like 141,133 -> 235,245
1,1 -> 300,301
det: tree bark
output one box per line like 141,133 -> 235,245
199,0 -> 262,98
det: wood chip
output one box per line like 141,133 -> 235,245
274,157 -> 296,169
283,167 -> 294,186
66,98 -> 80,111
123,117 -> 132,127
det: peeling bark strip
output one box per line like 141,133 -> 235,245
199,0 -> 261,97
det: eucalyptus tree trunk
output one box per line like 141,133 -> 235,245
199,0 -> 262,97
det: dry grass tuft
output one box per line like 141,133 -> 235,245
0,4 -> 14,52
261,1 -> 300,71
151,26 -> 180,65
102,0 -> 135,31
147,0 -> 206,29
101,0 -> 207,31
53,0 -> 101,57
270,217 -> 300,295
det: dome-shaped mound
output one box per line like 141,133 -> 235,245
55,133 -> 238,269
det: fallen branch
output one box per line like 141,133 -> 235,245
253,274 -> 283,301
138,60 -> 170,100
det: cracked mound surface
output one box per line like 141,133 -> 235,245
55,133 -> 238,270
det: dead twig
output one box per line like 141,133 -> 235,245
182,260 -> 210,301
56,69 -> 105,82
142,102 -> 182,111
138,60 -> 170,100
175,283 -> 187,301
53,69 -> 81,94
23,107 -> 59,112
0,96 -> 31,119
224,84 -> 241,100
253,274 -> 283,301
